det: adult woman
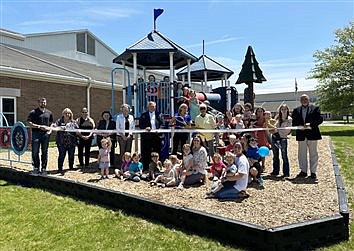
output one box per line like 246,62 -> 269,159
169,103 -> 191,155
271,104 -> 292,177
55,108 -> 78,174
253,107 -> 270,169
208,141 -> 250,200
96,111 -> 117,168
231,103 -> 244,117
182,135 -> 208,186
116,104 -> 135,164
76,107 -> 95,167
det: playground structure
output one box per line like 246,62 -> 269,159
0,25 -> 350,251
111,30 -> 237,120
110,29 -> 237,159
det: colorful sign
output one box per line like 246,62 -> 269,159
11,122 -> 28,155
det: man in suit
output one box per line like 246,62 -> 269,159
292,94 -> 323,180
139,101 -> 163,171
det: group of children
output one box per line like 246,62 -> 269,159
98,130 -> 268,193
213,133 -> 265,188
108,143 -> 195,189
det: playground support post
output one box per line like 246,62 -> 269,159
111,67 -> 131,116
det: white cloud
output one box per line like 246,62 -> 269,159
83,7 -> 141,19
184,36 -> 243,49
20,19 -> 96,27
18,6 -> 139,29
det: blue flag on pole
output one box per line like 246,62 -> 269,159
154,9 -> 164,30
154,9 -> 164,21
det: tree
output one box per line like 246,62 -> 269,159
309,22 -> 354,118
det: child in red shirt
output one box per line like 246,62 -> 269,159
209,153 -> 226,181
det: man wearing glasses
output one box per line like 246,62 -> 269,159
292,94 -> 323,180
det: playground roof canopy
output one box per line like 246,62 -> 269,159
113,30 -> 198,70
176,54 -> 234,81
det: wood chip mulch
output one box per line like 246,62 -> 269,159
0,136 -> 339,228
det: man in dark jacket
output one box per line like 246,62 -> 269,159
139,101 -> 163,171
292,94 -> 323,180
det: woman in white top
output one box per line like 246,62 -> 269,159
183,135 -> 207,186
271,104 -> 293,177
116,104 -> 135,163
208,141 -> 250,200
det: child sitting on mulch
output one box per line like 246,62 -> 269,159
122,152 -> 143,182
169,154 -> 182,178
114,152 -> 131,180
150,159 -> 177,188
177,144 -> 193,189
209,153 -> 226,181
148,152 -> 163,180
207,151 -> 238,194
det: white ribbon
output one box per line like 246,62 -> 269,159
43,126 -> 310,134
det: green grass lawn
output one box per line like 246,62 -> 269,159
318,125 -> 353,251
0,125 -> 353,250
0,180 -> 238,251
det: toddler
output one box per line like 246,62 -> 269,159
188,89 -> 199,123
264,111 -> 281,148
150,159 -> 177,187
246,137 -> 264,186
225,134 -> 238,153
208,152 -> 238,194
148,152 -> 163,180
115,152 -> 131,179
123,152 -> 143,182
234,114 -> 245,130
98,138 -> 111,179
169,154 -> 181,177
209,153 -> 226,181
176,82 -> 183,98
177,144 -> 193,189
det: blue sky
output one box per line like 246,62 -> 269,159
1,0 -> 353,94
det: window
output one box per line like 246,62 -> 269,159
76,33 -> 86,53
87,34 -> 95,56
0,97 -> 16,126
76,32 -> 95,56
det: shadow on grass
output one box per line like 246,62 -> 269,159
321,129 -> 354,137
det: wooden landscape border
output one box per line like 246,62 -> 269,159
0,140 -> 349,251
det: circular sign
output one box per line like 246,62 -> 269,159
11,122 -> 28,155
